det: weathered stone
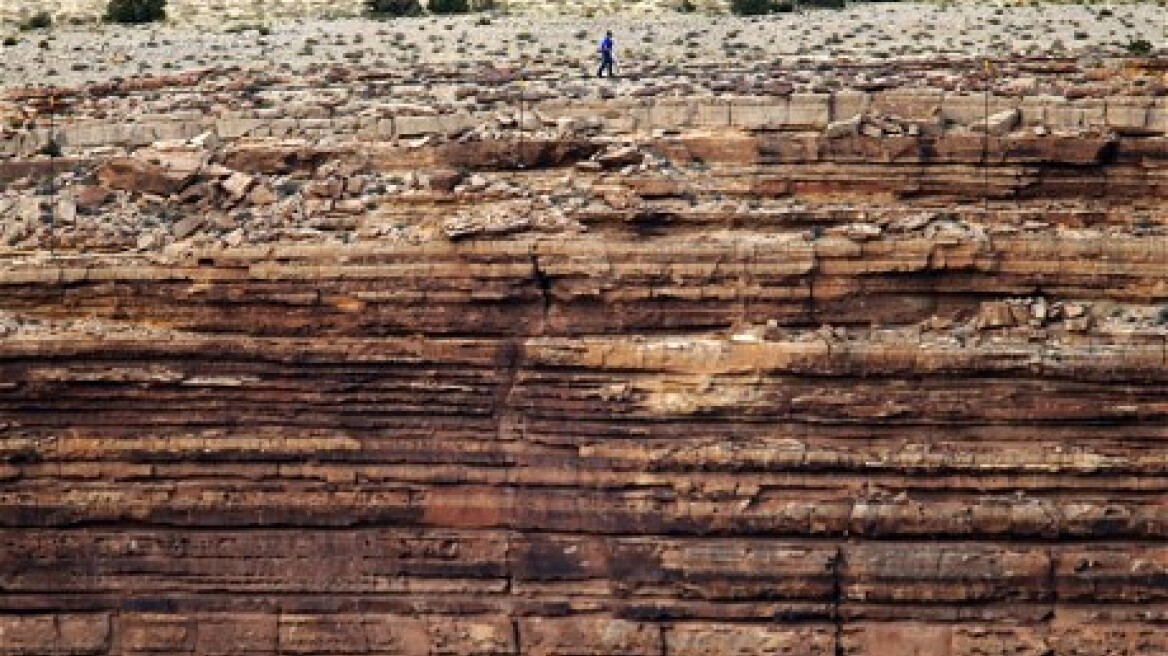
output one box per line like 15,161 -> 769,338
222,172 -> 256,200
248,184 -> 278,206
521,618 -> 661,656
2,46 -> 1167,656
428,168 -> 465,192
978,108 -> 1022,136
825,114 -> 863,138
596,145 -> 644,168
171,215 -> 204,239
72,185 -> 111,213
95,157 -> 196,195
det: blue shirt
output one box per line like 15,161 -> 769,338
600,35 -> 613,55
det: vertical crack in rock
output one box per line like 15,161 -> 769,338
807,230 -> 821,325
495,338 -> 524,600
494,338 -> 523,420
832,545 -> 845,656
510,617 -> 522,656
529,251 -> 552,324
1047,546 -> 1059,625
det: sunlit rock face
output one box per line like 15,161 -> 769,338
1,11 -> 1168,655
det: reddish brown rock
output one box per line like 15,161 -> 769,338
521,618 -> 661,656
95,157 -> 195,196
72,184 -> 111,212
2,66 -> 1167,656
429,168 -> 466,192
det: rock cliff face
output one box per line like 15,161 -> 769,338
2,56 -> 1168,656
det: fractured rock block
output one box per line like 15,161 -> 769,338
0,614 -> 109,655
667,623 -> 834,656
972,108 -> 1022,136
95,157 -> 196,196
520,617 -> 661,656
193,614 -> 278,655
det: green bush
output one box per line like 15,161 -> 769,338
730,0 -> 774,14
729,0 -> 811,14
429,0 -> 470,13
1125,39 -> 1153,56
366,0 -> 424,16
19,11 -> 53,31
104,0 -> 167,24
226,23 -> 272,35
2,36 -> 18,46
38,140 -> 63,158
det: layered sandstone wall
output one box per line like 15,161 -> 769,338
1,55 -> 1168,656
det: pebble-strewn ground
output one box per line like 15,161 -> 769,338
0,0 -> 712,25
1,3 -> 1165,88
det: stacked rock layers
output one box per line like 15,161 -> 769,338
1,59 -> 1168,656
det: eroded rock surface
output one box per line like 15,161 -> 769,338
1,46 -> 1168,656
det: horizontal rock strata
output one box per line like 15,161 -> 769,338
2,55 -> 1168,656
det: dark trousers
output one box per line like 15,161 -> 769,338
597,53 -> 614,78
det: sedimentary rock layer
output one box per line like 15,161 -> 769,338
2,56 -> 1168,656
2,244 -> 1167,655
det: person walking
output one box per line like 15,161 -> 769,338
597,30 -> 615,78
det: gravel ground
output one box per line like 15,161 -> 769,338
0,0 -> 704,25
1,2 -> 1164,89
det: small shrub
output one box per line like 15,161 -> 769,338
365,0 -> 423,17
2,36 -> 17,46
730,0 -> 773,15
429,0 -> 469,13
1125,38 -> 1153,56
677,0 -> 697,12
802,0 -> 846,9
104,0 -> 167,24
38,140 -> 62,158
226,23 -> 271,35
19,11 -> 53,31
